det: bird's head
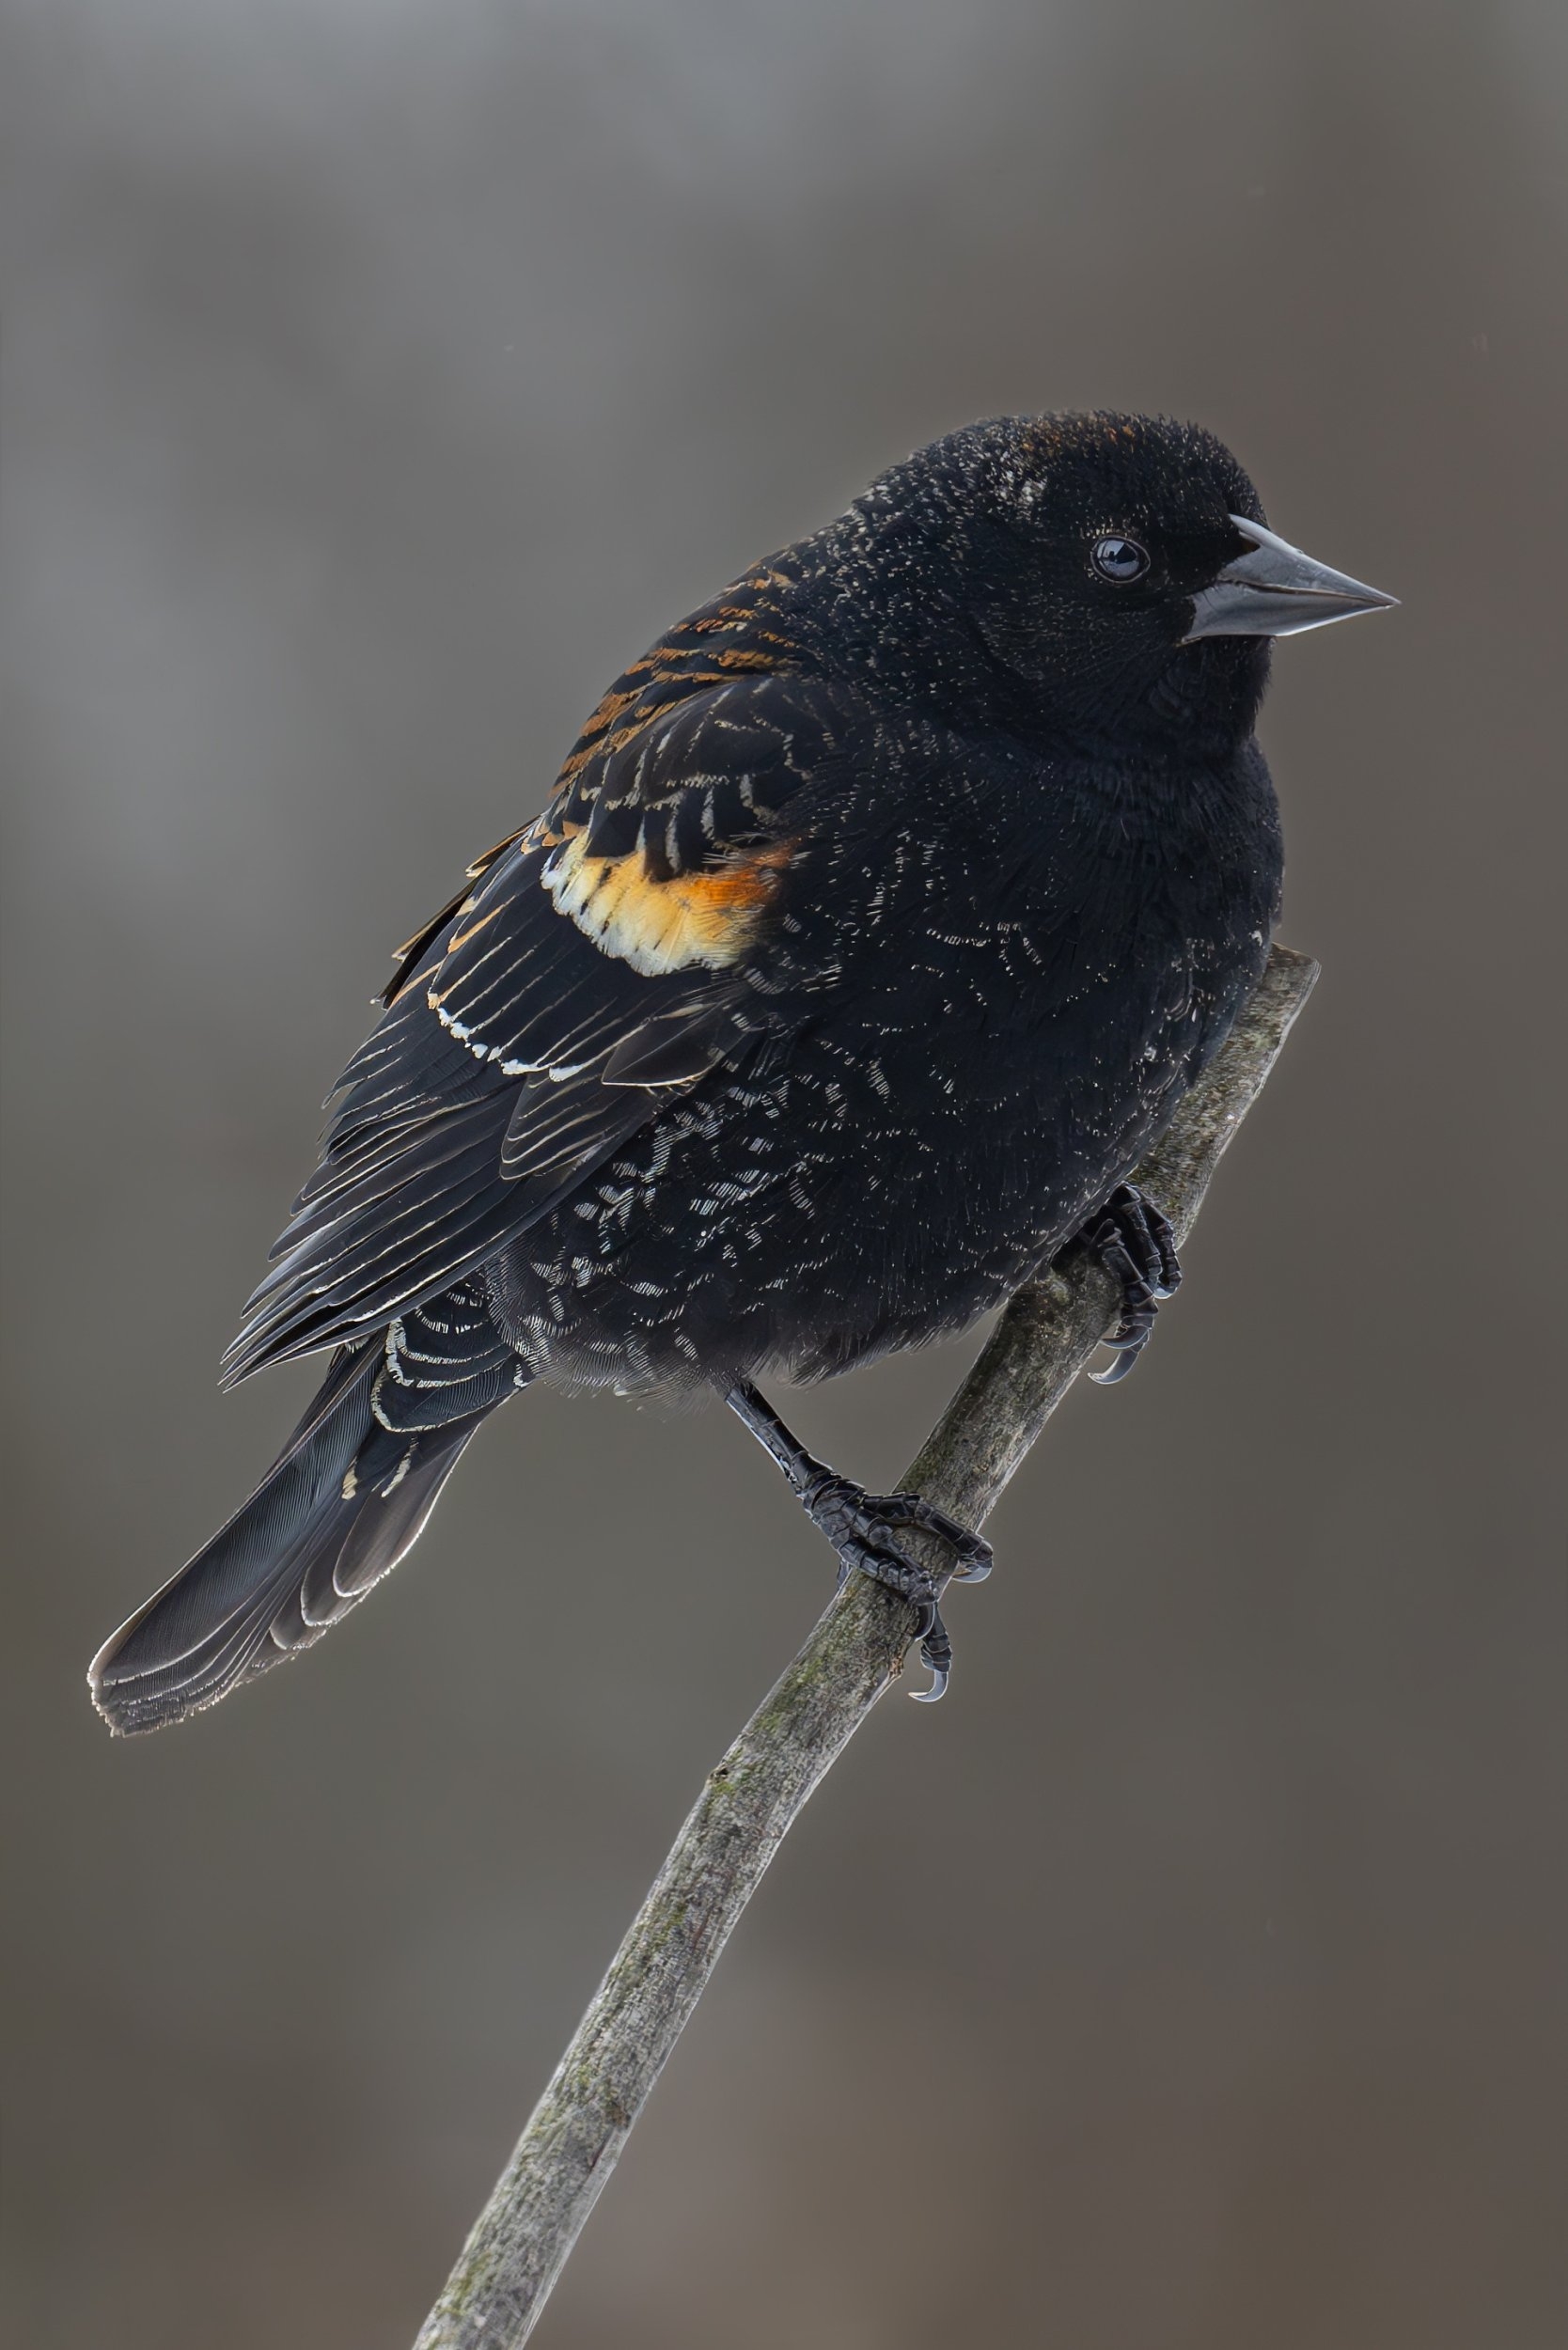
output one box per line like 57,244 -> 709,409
827,412 -> 1395,755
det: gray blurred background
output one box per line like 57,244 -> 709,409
3,3 -> 1564,2344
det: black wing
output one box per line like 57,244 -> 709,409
222,652 -> 855,1385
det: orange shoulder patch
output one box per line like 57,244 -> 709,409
541,836 -> 791,975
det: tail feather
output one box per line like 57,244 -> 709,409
90,1331 -> 514,1735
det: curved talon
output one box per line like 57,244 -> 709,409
1081,1183 -> 1180,1385
912,1598 -> 953,1698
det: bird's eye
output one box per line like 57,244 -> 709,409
1091,535 -> 1150,583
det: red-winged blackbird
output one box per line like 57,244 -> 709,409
90,413 -> 1392,1730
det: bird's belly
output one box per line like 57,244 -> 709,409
487,966 -> 1209,1393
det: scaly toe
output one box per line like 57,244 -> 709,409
1081,1183 -> 1178,1381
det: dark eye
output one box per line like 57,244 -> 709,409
1091,534 -> 1150,583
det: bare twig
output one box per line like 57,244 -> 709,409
413,943 -> 1320,2350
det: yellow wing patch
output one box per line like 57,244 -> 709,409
541,836 -> 791,976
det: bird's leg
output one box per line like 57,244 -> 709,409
1081,1182 -> 1183,1386
724,1377 -> 992,1702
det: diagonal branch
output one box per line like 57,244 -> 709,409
413,943 -> 1320,2350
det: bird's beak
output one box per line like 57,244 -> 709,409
1182,515 -> 1398,643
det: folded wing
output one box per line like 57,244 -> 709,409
223,656 -> 854,1385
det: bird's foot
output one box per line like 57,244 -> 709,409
1083,1183 -> 1182,1386
799,1472 -> 992,1703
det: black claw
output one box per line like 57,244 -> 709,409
794,1471 -> 987,1699
910,1603 -> 952,1702
1090,1337 -> 1147,1385
874,1494 -> 993,1582
724,1384 -> 990,1710
1080,1183 -> 1181,1383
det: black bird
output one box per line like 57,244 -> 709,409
90,413 -> 1392,1731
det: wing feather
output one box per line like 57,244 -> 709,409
224,603 -> 855,1385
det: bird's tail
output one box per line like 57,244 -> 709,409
90,1314 -> 522,1735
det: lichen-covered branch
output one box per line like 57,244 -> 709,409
413,943 -> 1320,2350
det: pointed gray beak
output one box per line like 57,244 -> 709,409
1182,516 -> 1398,643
